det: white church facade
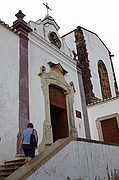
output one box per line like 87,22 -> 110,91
0,9 -> 119,166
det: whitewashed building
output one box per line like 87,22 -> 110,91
0,9 -> 119,171
63,26 -> 119,143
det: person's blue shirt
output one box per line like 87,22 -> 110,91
23,128 -> 33,144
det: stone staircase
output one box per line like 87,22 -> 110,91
3,137 -> 74,180
0,138 -> 75,180
0,158 -> 26,179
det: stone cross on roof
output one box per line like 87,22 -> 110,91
43,2 -> 52,16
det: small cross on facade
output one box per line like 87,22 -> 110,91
43,2 -> 52,16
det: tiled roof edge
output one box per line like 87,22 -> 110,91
87,95 -> 119,107
0,19 -> 20,35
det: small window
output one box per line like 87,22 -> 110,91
48,32 -> 61,49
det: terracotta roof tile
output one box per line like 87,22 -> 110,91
0,19 -> 19,35
87,95 -> 119,107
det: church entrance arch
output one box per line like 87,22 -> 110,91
38,62 -> 78,152
49,85 -> 69,142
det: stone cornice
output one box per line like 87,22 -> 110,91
12,10 -> 32,38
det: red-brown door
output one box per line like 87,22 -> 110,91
50,85 -> 66,108
101,118 -> 119,144
50,105 -> 69,142
49,85 -> 69,142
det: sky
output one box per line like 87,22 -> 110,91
0,0 -> 119,85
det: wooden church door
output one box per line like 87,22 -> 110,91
101,118 -> 119,144
49,85 -> 69,142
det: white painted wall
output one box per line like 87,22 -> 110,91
61,32 -> 77,59
27,139 -> 119,180
28,31 -> 86,145
0,25 -> 19,164
87,97 -> 119,140
83,29 -> 116,99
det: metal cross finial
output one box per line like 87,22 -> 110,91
43,2 -> 52,16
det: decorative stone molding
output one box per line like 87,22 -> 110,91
75,26 -> 99,105
98,60 -> 112,99
13,10 -> 32,38
38,62 -> 78,152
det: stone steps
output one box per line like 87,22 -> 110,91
0,138 -> 74,180
0,158 -> 26,179
5,137 -> 75,180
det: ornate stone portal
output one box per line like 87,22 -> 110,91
38,62 -> 78,152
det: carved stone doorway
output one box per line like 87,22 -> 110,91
38,62 -> 78,153
49,85 -> 69,142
